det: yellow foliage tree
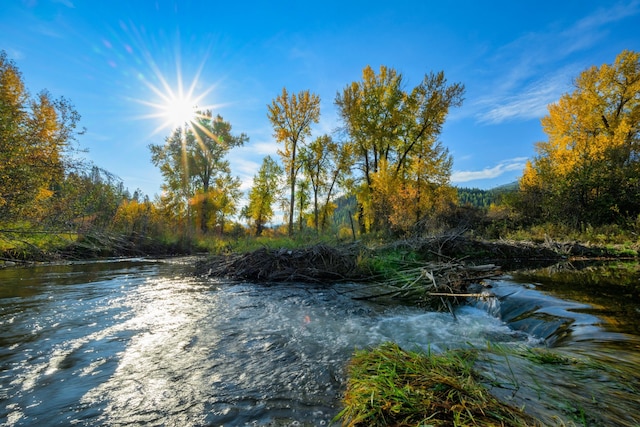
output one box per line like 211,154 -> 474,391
520,50 -> 640,226
267,88 -> 320,236
0,51 -> 82,221
149,111 -> 246,235
113,198 -> 161,237
336,65 -> 463,234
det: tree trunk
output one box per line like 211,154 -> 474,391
200,196 -> 209,234
288,149 -> 296,237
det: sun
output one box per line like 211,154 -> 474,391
135,58 -> 218,134
161,93 -> 198,130
141,79 -> 208,133
112,25 -> 222,135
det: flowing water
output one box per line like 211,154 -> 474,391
0,258 -> 639,426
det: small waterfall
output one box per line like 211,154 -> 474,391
470,289 -> 502,319
470,278 -> 625,346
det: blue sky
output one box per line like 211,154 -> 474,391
1,0 -> 639,199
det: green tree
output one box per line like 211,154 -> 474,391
267,88 -> 320,236
246,155 -> 283,236
0,51 -> 82,222
149,111 -> 247,234
300,135 -> 354,233
320,138 -> 354,231
519,50 -> 640,226
335,65 -> 464,234
208,173 -> 242,234
300,135 -> 331,233
296,177 -> 311,232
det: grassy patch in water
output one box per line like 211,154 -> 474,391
477,343 -> 640,426
509,346 -> 576,366
336,342 -> 536,427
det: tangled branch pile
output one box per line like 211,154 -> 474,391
348,261 -> 499,310
411,234 -> 621,265
195,244 -> 360,283
196,242 -> 503,310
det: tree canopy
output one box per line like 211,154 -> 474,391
299,134 -> 353,233
0,50 -> 82,222
149,111 -> 247,234
245,155 -> 283,236
519,50 -> 640,226
267,88 -> 320,236
335,65 -> 464,234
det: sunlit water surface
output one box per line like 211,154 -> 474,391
0,258 -> 638,426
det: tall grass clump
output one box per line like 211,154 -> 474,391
336,342 -> 536,427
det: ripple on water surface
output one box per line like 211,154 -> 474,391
0,260 -> 534,426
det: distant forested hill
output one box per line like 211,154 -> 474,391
332,194 -> 358,226
456,182 -> 517,208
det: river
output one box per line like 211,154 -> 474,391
0,258 -> 639,426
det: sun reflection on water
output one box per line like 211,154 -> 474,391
78,275 -> 215,425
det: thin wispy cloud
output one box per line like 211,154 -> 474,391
227,155 -> 260,190
473,0 -> 640,125
250,140 -> 279,156
476,71 -> 571,124
30,23 -> 65,38
52,0 -> 75,8
560,1 -> 640,55
572,0 -> 640,32
4,48 -> 25,60
451,157 -> 528,183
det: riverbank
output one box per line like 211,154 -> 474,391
0,229 -> 199,267
195,234 -> 638,282
3,228 -> 637,269
2,246 -> 639,426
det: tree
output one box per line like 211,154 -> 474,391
335,65 -> 464,234
0,50 -> 82,221
112,196 -> 161,237
519,50 -> 640,226
205,173 -> 242,235
300,135 -> 355,233
296,177 -> 311,232
267,88 -> 320,236
320,138 -> 354,231
246,156 -> 283,236
149,111 -> 247,234
300,135 -> 331,233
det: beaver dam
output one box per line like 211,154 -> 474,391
195,239 -> 512,311
195,235 -> 628,309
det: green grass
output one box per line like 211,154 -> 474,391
217,230 -> 346,254
503,222 -> 640,250
336,342 -> 536,427
352,246 -> 425,283
0,222 -> 79,261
